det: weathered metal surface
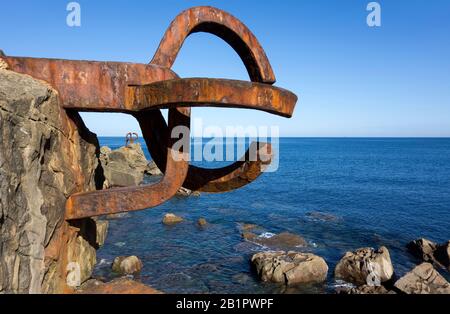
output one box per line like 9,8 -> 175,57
2,56 -> 177,112
150,6 -> 275,84
1,6 -> 298,220
128,78 -> 297,118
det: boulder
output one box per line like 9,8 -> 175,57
407,238 -> 450,271
0,69 -> 103,293
197,218 -> 208,227
334,246 -> 394,285
251,251 -> 328,285
394,263 -> 450,294
162,213 -> 184,225
100,143 -> 149,187
112,256 -> 143,275
242,231 -> 307,249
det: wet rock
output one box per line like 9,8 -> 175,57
112,256 -> 143,275
242,232 -> 307,249
407,238 -> 450,271
197,218 -> 208,227
162,213 -> 184,225
239,223 -> 260,231
251,251 -> 328,285
335,246 -> 394,285
0,69 -> 102,293
77,277 -> 161,294
100,143 -> 149,187
340,284 -> 395,294
394,263 -> 450,294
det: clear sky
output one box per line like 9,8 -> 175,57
1,0 -> 449,137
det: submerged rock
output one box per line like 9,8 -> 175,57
197,218 -> 208,227
340,284 -> 395,294
334,246 -> 394,286
394,263 -> 450,294
112,256 -> 143,275
407,238 -> 450,271
162,213 -> 184,225
242,231 -> 307,249
251,251 -> 328,285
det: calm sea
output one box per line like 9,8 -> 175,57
94,138 -> 450,293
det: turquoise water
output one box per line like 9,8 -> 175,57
93,138 -> 450,293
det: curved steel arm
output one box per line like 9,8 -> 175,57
133,110 -> 273,193
65,107 -> 190,220
127,78 -> 297,118
150,6 -> 275,84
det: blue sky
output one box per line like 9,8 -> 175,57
1,0 -> 449,137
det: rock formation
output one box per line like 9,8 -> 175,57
162,213 -> 184,225
100,143 -> 152,187
394,263 -> 450,294
251,251 -> 328,285
407,238 -> 450,271
334,246 -> 394,286
112,256 -> 143,275
242,231 -> 307,249
0,69 -> 104,293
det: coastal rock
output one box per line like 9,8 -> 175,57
100,143 -> 149,187
340,284 -> 395,294
95,220 -> 109,248
112,256 -> 143,275
197,218 -> 208,227
407,238 -> 450,271
434,241 -> 450,270
162,213 -> 184,225
77,277 -> 161,294
334,246 -> 394,285
177,187 -> 201,197
394,263 -> 450,294
0,69 -> 103,293
242,232 -> 307,249
251,251 -> 328,285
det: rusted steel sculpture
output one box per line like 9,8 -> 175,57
125,132 -> 139,146
0,6 -> 297,220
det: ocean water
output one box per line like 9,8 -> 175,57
93,138 -> 450,293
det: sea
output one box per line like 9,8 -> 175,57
93,137 -> 450,293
